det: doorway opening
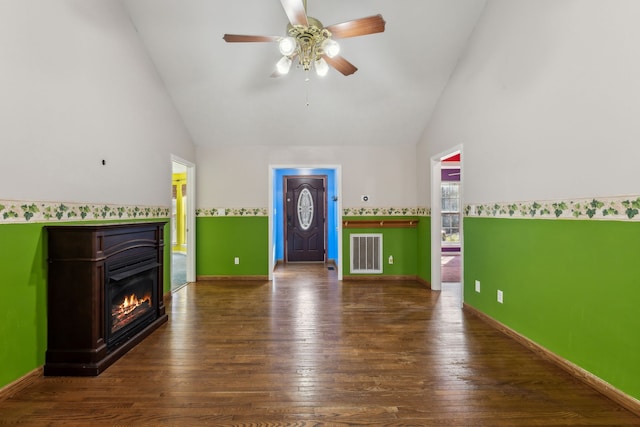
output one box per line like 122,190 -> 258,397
440,153 -> 461,284
269,166 -> 342,280
430,147 -> 463,305
171,156 -> 196,292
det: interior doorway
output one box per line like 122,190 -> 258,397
171,156 -> 196,291
440,153 -> 461,284
430,147 -> 463,305
269,166 -> 342,280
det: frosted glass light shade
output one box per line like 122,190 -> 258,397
315,57 -> 329,77
322,39 -> 340,58
279,37 -> 297,56
276,56 -> 293,74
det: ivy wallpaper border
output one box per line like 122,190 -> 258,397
18,194 -> 628,223
0,200 -> 170,224
195,196 -> 640,222
465,196 -> 640,221
196,208 -> 268,217
195,207 -> 430,218
343,207 -> 429,217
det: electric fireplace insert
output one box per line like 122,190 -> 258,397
45,222 -> 168,376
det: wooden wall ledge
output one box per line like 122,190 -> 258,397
342,219 -> 419,229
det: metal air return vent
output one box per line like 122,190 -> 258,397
350,233 -> 383,274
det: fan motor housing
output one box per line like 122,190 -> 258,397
286,17 -> 332,70
287,16 -> 329,43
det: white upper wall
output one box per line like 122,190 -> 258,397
196,145 -> 417,209
418,0 -> 640,205
0,0 -> 195,206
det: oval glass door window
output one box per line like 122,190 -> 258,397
297,188 -> 314,231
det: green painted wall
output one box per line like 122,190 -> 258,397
464,217 -> 640,400
194,216 -> 425,279
341,217 -> 420,277
0,220 -> 170,389
196,217 -> 269,276
0,223 -> 47,388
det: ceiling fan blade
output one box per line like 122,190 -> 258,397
223,34 -> 280,43
323,55 -> 358,76
325,14 -> 386,39
280,0 -> 308,26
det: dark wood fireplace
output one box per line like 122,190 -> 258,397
44,222 -> 168,376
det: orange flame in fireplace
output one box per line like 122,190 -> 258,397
119,293 -> 152,317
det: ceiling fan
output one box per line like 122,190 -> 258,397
223,0 -> 386,77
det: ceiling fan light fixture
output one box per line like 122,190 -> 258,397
223,2 -> 386,78
276,55 -> 293,74
321,38 -> 340,58
279,36 -> 297,56
315,57 -> 329,77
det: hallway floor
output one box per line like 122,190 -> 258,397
171,251 -> 187,289
442,253 -> 461,283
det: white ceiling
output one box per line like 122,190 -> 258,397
122,0 -> 486,148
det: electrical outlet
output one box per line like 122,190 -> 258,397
388,255 -> 394,264
234,257 -> 240,265
497,290 -> 503,304
475,280 -> 481,293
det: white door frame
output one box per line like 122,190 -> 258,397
171,155 -> 196,284
430,145 -> 463,298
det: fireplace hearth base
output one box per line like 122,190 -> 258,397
45,222 -> 168,377
44,315 -> 167,376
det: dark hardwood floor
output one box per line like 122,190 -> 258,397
1,263 -> 639,426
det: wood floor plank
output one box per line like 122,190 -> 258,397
1,263 -> 639,425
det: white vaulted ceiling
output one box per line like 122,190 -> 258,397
122,0 -> 486,148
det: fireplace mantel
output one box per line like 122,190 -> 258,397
44,222 -> 168,376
